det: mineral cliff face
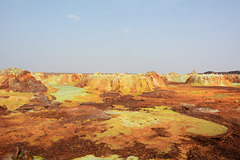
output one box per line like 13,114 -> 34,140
0,70 -> 48,93
75,72 -> 167,94
185,74 -> 232,86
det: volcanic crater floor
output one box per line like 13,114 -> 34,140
0,82 -> 240,160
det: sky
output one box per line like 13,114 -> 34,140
0,0 -> 240,74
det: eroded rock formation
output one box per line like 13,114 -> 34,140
0,70 -> 47,93
75,72 -> 167,94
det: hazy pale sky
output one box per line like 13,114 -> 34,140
0,0 -> 239,74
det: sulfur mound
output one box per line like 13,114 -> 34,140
0,70 -> 48,93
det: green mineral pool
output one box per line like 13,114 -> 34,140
232,83 -> 240,87
51,85 -> 87,102
99,106 -> 228,137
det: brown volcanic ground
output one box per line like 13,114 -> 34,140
0,70 -> 240,160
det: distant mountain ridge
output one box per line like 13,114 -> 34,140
203,70 -> 240,75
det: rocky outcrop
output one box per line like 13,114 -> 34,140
16,93 -> 62,113
12,146 -> 32,160
145,71 -> 168,88
185,74 -> 232,86
0,70 -> 48,93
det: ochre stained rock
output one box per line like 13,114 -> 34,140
32,73 -> 87,86
0,71 -> 47,93
185,74 -> 232,86
0,68 -> 23,75
33,72 -> 167,94
75,72 -> 167,94
224,74 -> 240,83
162,72 -> 190,82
